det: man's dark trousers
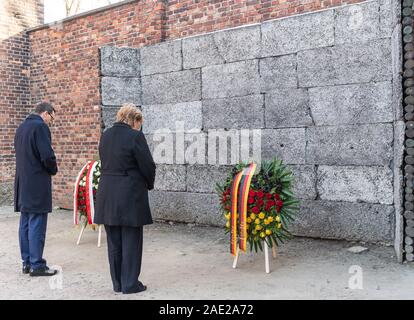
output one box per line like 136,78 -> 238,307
19,212 -> 48,270
104,225 -> 143,293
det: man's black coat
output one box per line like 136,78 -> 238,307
14,114 -> 58,213
95,122 -> 156,227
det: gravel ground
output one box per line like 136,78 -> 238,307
0,207 -> 413,300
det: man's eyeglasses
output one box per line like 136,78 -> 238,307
48,112 -> 54,121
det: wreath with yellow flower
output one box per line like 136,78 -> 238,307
216,159 -> 300,252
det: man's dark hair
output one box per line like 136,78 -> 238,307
35,102 -> 55,115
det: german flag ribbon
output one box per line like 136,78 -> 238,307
230,163 -> 257,255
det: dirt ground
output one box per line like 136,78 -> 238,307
0,207 -> 413,300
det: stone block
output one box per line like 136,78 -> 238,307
203,95 -> 264,129
142,69 -> 201,105
141,40 -> 182,76
149,191 -> 223,226
287,165 -> 317,200
334,1 -> 380,45
306,124 -> 393,165
101,77 -> 141,106
317,165 -> 393,204
186,165 -> 231,193
308,82 -> 393,125
265,88 -> 313,128
297,39 -> 392,87
261,9 -> 334,57
290,200 -> 394,242
202,60 -> 260,99
154,164 -> 186,191
259,54 -> 297,91
100,46 -> 140,77
102,106 -> 119,130
261,128 -> 306,164
142,101 -> 202,134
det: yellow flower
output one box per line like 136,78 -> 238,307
252,230 -> 257,235
250,213 -> 256,220
247,217 -> 252,223
255,218 -> 261,225
275,215 -> 281,223
266,229 -> 272,235
259,212 -> 265,219
225,213 -> 230,220
260,232 -> 266,238
226,221 -> 230,228
277,223 -> 282,229
264,219 -> 270,225
268,216 -> 274,223
255,225 -> 262,231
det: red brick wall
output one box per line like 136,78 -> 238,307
165,0 -> 364,38
26,0 -> 367,209
0,0 -> 43,203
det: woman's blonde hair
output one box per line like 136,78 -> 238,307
116,103 -> 142,126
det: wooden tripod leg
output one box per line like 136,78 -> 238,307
97,225 -> 102,247
76,224 -> 86,245
264,241 -> 270,274
272,239 -> 277,259
232,247 -> 240,269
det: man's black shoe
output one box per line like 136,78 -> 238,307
22,265 -> 30,274
29,268 -> 58,277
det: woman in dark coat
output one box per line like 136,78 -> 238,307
95,103 -> 156,294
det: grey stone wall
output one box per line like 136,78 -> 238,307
100,0 -> 402,244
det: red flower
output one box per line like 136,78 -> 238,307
248,197 -> 254,204
276,206 -> 281,213
249,190 -> 256,197
79,200 -> 86,206
267,200 -> 275,207
276,200 -> 283,207
225,205 -> 231,211
257,191 -> 264,198
266,193 -> 272,199
265,203 -> 271,211
257,199 -> 264,207
252,206 -> 260,214
274,193 -> 280,200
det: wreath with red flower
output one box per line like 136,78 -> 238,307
216,158 -> 300,252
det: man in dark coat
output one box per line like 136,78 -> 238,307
14,102 -> 58,277
95,104 -> 156,294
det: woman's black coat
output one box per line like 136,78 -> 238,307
94,122 -> 156,227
